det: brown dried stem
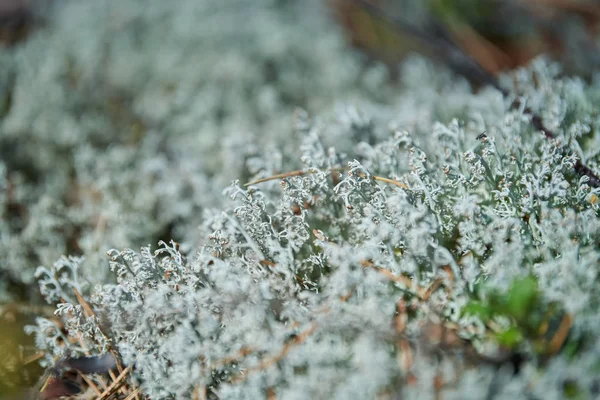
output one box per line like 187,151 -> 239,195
372,175 -> 408,189
98,365 -> 132,399
359,259 -> 446,300
230,323 -> 317,384
246,168 -> 409,190
245,170 -> 309,186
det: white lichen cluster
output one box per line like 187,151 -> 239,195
0,0 -> 387,288
2,0 -> 600,399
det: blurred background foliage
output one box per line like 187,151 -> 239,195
331,0 -> 600,80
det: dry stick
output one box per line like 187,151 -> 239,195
394,299 -> 414,375
107,369 -> 128,397
353,0 -> 600,188
421,279 -> 445,301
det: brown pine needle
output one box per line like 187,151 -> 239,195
360,259 -> 414,289
74,288 -> 95,319
547,313 -> 573,354
231,323 -> 317,384
23,351 -> 45,365
245,167 -> 347,186
420,278 -> 444,301
192,385 -> 207,400
79,373 -> 103,398
216,289 -> 351,384
373,175 -> 408,189
74,288 -> 123,392
360,259 -> 444,300
267,387 -> 278,400
245,170 -> 308,186
214,346 -> 257,368
73,288 -> 127,379
99,365 -> 132,399
257,323 -> 317,369
245,168 -> 408,190
108,368 -> 129,396
124,388 -> 141,400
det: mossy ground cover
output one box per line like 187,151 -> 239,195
1,1 -> 600,399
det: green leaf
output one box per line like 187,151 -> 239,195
505,276 -> 538,321
563,380 -> 582,399
496,326 -> 524,348
462,300 -> 493,321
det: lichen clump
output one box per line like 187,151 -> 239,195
2,0 -> 600,399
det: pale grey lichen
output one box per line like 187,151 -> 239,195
2,0 -> 600,399
0,0 -> 386,292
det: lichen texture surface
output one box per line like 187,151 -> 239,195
1,1 -> 600,399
